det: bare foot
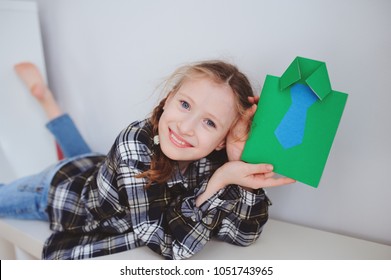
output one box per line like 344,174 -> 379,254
14,62 -> 62,120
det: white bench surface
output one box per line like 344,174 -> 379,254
1,218 -> 390,260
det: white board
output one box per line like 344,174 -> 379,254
0,1 -> 57,183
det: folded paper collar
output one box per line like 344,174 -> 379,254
279,56 -> 332,100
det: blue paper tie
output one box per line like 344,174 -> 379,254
274,84 -> 318,149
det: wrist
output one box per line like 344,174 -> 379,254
195,166 -> 227,207
210,166 -> 229,189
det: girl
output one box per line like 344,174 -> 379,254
1,60 -> 294,260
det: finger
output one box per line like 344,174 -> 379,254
250,104 -> 257,116
244,163 -> 274,175
243,104 -> 257,120
264,171 -> 275,179
248,96 -> 260,104
262,177 -> 296,188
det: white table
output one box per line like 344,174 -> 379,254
1,218 -> 389,260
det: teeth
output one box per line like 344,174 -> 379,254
171,133 -> 186,146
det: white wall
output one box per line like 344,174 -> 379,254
14,0 -> 391,245
0,1 -> 58,183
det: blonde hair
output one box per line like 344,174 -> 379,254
138,60 -> 254,187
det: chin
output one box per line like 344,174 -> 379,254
160,144 -> 197,162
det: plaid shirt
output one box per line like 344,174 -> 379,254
43,119 -> 270,260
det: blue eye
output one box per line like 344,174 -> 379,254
180,100 -> 190,110
205,119 -> 216,128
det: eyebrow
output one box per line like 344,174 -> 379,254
177,92 -> 224,128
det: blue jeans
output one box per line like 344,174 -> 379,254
0,114 -> 92,220
46,114 -> 91,158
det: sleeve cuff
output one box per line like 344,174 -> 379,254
179,180 -> 240,228
236,186 -> 271,206
178,180 -> 272,228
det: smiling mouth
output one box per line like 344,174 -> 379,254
169,129 -> 193,148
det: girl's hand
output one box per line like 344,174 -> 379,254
196,161 -> 295,206
217,161 -> 296,191
226,96 -> 259,162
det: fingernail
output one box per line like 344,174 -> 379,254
267,165 -> 273,171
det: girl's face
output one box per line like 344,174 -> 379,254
158,77 -> 238,168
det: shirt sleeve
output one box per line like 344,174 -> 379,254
214,186 -> 271,246
166,181 -> 271,259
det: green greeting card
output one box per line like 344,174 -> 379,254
241,57 -> 348,187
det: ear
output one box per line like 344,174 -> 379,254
215,140 -> 226,151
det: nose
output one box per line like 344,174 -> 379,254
177,116 -> 196,136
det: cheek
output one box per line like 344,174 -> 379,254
158,109 -> 174,127
199,131 -> 225,148
160,104 -> 180,123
